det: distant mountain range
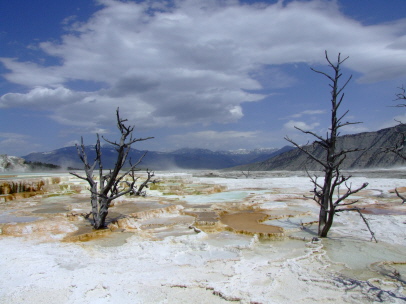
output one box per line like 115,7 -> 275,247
234,125 -> 406,171
22,146 -> 293,170
19,125 -> 406,171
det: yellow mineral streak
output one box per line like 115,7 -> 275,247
111,205 -> 184,230
63,227 -> 113,242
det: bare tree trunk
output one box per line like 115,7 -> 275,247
71,108 -> 154,229
90,183 -> 101,228
285,51 -> 372,240
135,169 -> 157,196
319,175 -> 332,236
93,197 -> 109,229
384,86 -> 406,204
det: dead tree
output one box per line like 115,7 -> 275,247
134,169 -> 158,196
382,85 -> 406,203
394,85 -> 406,108
241,169 -> 251,178
70,108 -> 154,229
285,51 -> 373,240
384,86 -> 406,163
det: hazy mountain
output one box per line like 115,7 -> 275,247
234,125 -> 406,171
21,146 -> 289,170
17,126 -> 406,171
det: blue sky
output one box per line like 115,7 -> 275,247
1,0 -> 406,156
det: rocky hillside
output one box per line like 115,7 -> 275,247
235,125 -> 406,171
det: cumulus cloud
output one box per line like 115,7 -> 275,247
1,0 -> 406,130
0,86 -> 85,110
0,58 -> 65,87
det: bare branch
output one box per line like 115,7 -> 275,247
70,108 -> 154,229
286,51 -> 370,238
310,67 -> 335,83
381,131 -> 406,161
69,172 -> 88,181
334,182 -> 368,206
336,75 -> 352,97
291,126 -> 329,145
395,85 -> 406,101
241,170 -> 251,178
285,136 -> 327,169
135,169 -> 158,196
394,188 -> 406,204
336,207 -> 377,242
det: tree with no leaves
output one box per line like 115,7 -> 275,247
70,108 -> 155,229
383,85 -> 406,203
285,52 -> 375,240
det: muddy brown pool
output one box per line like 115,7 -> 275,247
220,212 -> 283,235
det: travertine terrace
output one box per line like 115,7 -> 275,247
0,170 -> 405,303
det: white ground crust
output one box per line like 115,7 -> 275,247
0,173 -> 405,303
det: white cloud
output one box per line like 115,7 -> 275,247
0,58 -> 65,87
284,120 -> 320,131
380,113 -> 406,129
1,0 -> 406,129
289,110 -> 326,118
340,124 -> 369,134
0,86 -> 83,110
63,140 -> 80,147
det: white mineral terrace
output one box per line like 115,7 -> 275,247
0,170 -> 405,303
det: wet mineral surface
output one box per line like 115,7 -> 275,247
0,170 -> 405,303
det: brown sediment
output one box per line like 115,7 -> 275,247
63,226 -> 115,242
152,180 -> 226,196
361,207 -> 406,215
194,221 -> 226,233
0,175 -> 17,179
220,212 -> 284,238
183,211 -> 218,223
64,203 -> 187,241
0,191 -> 46,203
390,187 -> 406,193
0,179 -> 46,195
1,218 -> 77,238
108,205 -> 185,230
128,204 -> 183,219
261,210 -> 313,220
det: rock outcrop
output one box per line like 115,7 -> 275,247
0,155 -> 27,172
239,125 -> 406,171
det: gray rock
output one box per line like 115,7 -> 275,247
239,125 -> 406,171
